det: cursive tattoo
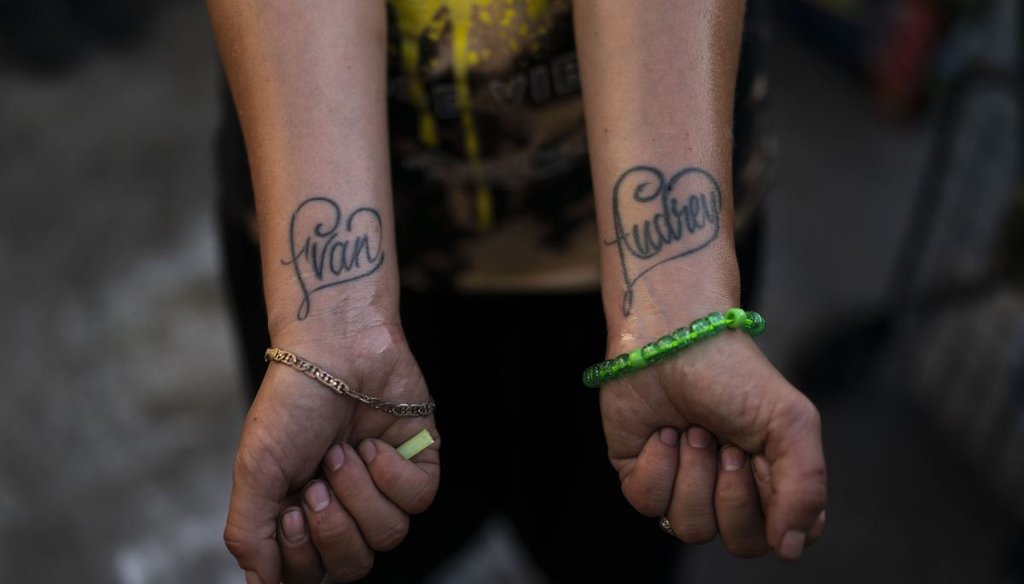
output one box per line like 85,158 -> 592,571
607,166 -> 722,315
282,196 -> 385,320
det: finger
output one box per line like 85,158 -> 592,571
714,446 -> 770,558
619,427 -> 679,517
762,398 -> 828,561
302,480 -> 375,583
751,454 -> 772,498
224,449 -> 286,584
278,507 -> 324,584
358,437 -> 440,515
752,455 -> 826,546
324,443 -> 410,551
665,426 -> 718,543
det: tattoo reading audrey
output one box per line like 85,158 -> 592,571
607,166 -> 722,315
283,196 -> 384,320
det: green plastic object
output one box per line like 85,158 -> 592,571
581,308 -> 766,388
397,429 -> 435,460
724,308 -> 747,329
744,311 -> 766,336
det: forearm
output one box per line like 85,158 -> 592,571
207,0 -> 397,344
574,0 -> 745,348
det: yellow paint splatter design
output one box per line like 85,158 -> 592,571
389,0 -> 555,230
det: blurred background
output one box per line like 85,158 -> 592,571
0,0 -> 1020,582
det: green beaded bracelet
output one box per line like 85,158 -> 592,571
582,308 -> 766,388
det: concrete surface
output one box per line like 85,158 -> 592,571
0,3 -> 242,583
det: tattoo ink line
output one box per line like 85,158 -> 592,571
606,166 -> 722,315
283,196 -> 385,320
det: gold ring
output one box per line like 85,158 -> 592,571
658,516 -> 677,537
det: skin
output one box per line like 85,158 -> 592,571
575,0 -> 827,560
208,3 -> 439,583
207,1 -> 827,582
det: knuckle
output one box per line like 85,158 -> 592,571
404,482 -> 437,515
715,479 -> 750,506
223,524 -> 253,564
797,401 -> 823,439
373,461 -> 437,514
370,516 -> 409,551
793,464 -> 828,504
724,538 -> 770,559
374,460 -> 406,487
624,484 -> 663,517
801,481 -> 828,513
677,521 -> 717,545
808,403 -> 822,430
622,476 -> 669,518
787,396 -> 821,432
312,516 -> 357,544
330,555 -> 375,583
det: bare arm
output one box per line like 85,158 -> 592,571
576,0 -> 743,332
575,0 -> 827,560
208,3 -> 438,582
209,0 -> 397,333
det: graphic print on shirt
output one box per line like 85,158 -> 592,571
387,0 -> 597,290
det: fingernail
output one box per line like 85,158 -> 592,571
325,444 -> 345,472
304,480 -> 330,512
360,439 -> 378,463
779,529 -> 806,561
280,508 -> 305,543
720,447 -> 745,471
686,427 -> 712,448
659,427 -> 678,446
245,570 -> 263,584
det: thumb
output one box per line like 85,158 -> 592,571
616,427 -> 680,518
359,436 -> 441,515
760,397 -> 827,561
224,446 -> 287,584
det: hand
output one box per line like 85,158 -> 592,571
600,332 -> 826,560
223,324 -> 440,583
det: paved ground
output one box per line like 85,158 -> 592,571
0,2 -> 1018,583
0,4 -> 242,583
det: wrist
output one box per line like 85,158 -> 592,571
269,305 -> 401,353
266,319 -> 412,395
604,265 -> 741,355
590,310 -> 764,389
258,190 -> 399,338
263,257 -> 401,345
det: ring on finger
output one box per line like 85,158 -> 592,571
658,516 -> 677,538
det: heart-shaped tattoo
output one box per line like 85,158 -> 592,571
282,196 -> 385,320
606,166 -> 722,315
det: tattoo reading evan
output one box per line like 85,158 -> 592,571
607,166 -> 722,315
283,196 -> 384,320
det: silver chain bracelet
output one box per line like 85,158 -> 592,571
265,347 -> 436,417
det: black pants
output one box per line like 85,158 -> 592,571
376,291 -> 680,582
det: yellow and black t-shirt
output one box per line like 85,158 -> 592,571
385,0 -> 769,292
387,0 -> 599,292
219,0 -> 768,294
